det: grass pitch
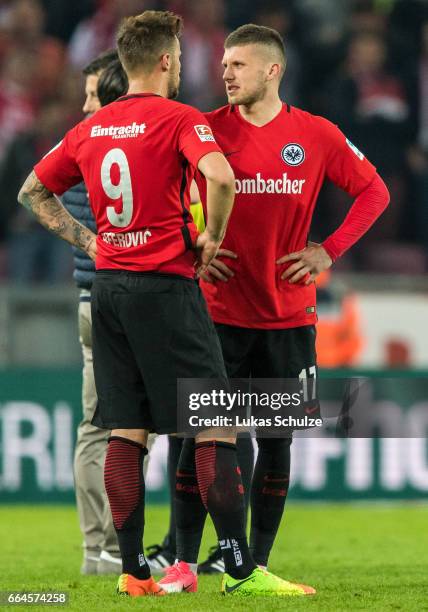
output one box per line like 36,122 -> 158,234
0,504 -> 426,611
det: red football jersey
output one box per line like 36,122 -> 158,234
198,104 -> 376,329
34,93 -> 221,277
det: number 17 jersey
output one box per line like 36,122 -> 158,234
199,103 -> 376,328
34,93 -> 221,277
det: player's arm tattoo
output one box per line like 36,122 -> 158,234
18,171 -> 97,258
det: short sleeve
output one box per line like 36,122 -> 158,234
34,124 -> 83,195
177,106 -> 223,168
320,119 -> 376,197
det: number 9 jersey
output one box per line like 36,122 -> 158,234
34,93 -> 222,278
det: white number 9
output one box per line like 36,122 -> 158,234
101,148 -> 134,228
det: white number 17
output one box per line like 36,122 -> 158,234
299,365 -> 317,402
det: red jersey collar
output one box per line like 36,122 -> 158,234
231,102 -> 290,128
117,93 -> 162,102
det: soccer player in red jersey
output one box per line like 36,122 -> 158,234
18,11 -> 311,599
170,23 -> 390,585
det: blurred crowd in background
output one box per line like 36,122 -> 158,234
0,0 -> 427,284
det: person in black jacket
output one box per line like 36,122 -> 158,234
62,49 -> 128,576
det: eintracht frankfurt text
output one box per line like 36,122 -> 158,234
91,122 -> 147,139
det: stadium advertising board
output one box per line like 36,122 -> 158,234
0,369 -> 427,503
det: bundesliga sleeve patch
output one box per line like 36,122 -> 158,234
194,125 -> 215,142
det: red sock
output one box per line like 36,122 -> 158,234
104,436 -> 150,579
195,441 -> 256,579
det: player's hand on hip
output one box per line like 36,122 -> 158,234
194,230 -> 222,276
199,249 -> 238,283
276,241 -> 332,285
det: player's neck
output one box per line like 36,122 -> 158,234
127,76 -> 168,98
238,94 -> 283,127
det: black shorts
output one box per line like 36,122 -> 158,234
91,271 -> 227,434
215,323 -> 317,378
215,323 -> 319,428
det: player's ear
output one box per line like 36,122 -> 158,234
160,52 -> 171,72
267,62 -> 281,81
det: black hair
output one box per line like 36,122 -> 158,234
83,48 -> 119,76
97,59 -> 129,106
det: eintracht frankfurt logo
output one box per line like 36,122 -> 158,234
281,143 -> 305,166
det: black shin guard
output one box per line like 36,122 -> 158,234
237,433 -> 255,522
175,438 -> 207,564
250,437 -> 292,567
162,435 -> 184,553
